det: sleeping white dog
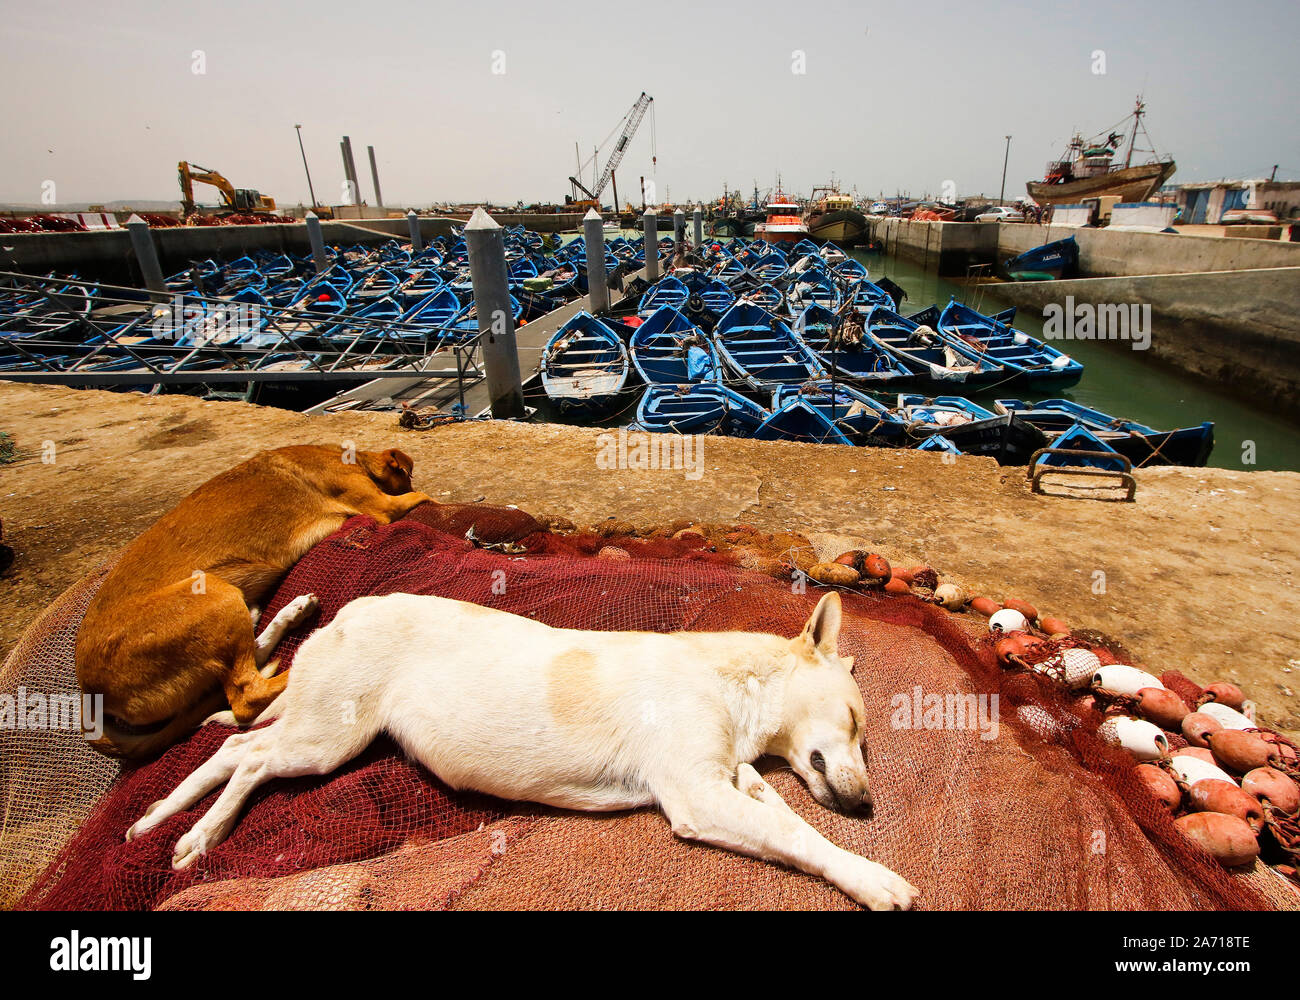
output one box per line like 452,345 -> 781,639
126,590 -> 918,910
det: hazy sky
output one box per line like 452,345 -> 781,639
2,0 -> 1296,207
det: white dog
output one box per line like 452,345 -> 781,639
126,590 -> 918,910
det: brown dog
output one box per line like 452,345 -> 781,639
76,444 -> 433,758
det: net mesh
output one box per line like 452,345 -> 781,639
5,503 -> 1297,911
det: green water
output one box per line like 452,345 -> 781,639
856,252 -> 1300,472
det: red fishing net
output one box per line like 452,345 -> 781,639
6,503 -> 1297,910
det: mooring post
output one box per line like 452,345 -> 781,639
407,209 -> 424,251
305,211 -> 328,273
465,207 -> 525,419
583,208 -> 610,314
643,209 -> 659,281
693,203 -> 703,246
673,207 -> 685,251
125,214 -> 167,301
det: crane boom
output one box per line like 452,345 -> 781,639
568,92 -> 653,205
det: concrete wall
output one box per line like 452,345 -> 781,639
0,218 -> 454,285
868,218 -> 998,275
996,224 -> 1300,278
984,267 -> 1300,419
867,217 -> 1300,278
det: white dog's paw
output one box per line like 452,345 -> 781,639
171,829 -> 208,871
202,709 -> 240,727
284,593 -> 319,622
125,799 -> 166,841
843,861 -> 919,911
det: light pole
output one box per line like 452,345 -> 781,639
295,124 -> 318,210
999,135 -> 1012,206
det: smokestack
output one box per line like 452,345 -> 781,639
367,145 -> 384,208
341,136 -> 361,205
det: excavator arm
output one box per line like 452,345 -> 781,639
178,161 -> 276,216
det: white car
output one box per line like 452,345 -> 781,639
975,206 -> 1025,222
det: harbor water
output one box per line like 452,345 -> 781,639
858,250 -> 1300,473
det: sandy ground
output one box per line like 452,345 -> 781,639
1,382 -> 1297,736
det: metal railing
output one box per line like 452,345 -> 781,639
0,270 -> 485,390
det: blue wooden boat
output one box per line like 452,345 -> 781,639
714,302 -> 825,391
1004,236 -> 1079,281
787,270 -> 842,313
403,287 -> 460,336
833,258 -> 869,282
445,294 -> 523,345
937,299 -> 1084,389
793,304 -> 911,386
741,283 -> 785,314
636,383 -> 769,436
847,279 -> 894,315
677,272 -> 736,317
747,252 -> 789,283
893,393 -> 1048,465
1030,423 -> 1128,470
756,394 -> 856,446
630,307 -> 720,384
771,381 -> 908,444
916,433 -> 961,454
864,306 -> 1007,389
541,312 -> 634,415
638,276 -> 690,317
791,238 -> 821,260
993,398 -> 1215,467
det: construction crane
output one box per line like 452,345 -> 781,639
177,161 -> 277,216
567,92 -> 654,212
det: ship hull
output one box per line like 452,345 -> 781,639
806,209 -> 868,245
1027,160 -> 1176,207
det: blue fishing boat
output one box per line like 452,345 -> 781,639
793,305 -> 911,386
994,398 -> 1215,467
741,283 -> 785,314
833,258 -> 868,282
916,433 -> 961,454
630,307 -> 720,384
748,251 -> 789,283
636,383 -> 769,436
755,393 -> 856,446
714,302 -> 825,391
864,306 -> 1007,389
893,393 -> 1049,465
847,279 -> 894,315
403,287 -> 460,336
541,312 -> 634,416
1030,423 -> 1127,470
787,270 -> 842,313
938,299 -> 1084,389
638,276 -> 690,317
1004,236 -> 1079,281
445,294 -> 523,345
770,381 -> 908,444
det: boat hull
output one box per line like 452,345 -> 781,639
1027,161 -> 1176,208
806,209 -> 867,245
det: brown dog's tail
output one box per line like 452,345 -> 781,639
89,690 -> 228,760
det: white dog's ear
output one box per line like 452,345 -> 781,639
842,654 -> 856,674
801,592 -> 842,655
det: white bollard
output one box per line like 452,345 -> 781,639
644,209 -> 659,281
465,207 -> 525,419
582,208 -> 609,314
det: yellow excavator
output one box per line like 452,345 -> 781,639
177,161 -> 277,216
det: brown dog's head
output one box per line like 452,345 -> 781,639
361,447 -> 415,494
